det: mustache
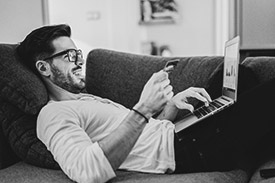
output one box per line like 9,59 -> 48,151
72,66 -> 82,72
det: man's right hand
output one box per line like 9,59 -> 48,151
99,70 -> 173,171
134,70 -> 174,119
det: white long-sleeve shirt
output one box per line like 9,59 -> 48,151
37,94 -> 175,183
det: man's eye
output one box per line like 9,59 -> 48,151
70,55 -> 77,59
63,54 -> 69,60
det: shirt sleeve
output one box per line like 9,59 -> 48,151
37,103 -> 116,183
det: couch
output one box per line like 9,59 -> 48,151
1,43 -> 275,183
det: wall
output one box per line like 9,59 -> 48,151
48,0 -> 110,57
2,0 -> 275,57
0,0 -> 222,57
109,0 -> 142,54
146,0 -> 216,56
0,0 -> 45,43
47,0 -> 219,57
48,0 -> 143,58
237,0 -> 275,49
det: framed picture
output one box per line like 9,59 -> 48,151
139,0 -> 179,25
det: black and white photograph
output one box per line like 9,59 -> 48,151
1,0 -> 275,183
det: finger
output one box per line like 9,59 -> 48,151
166,90 -> 174,101
153,70 -> 169,83
161,78 -> 171,88
191,87 -> 212,103
164,85 -> 173,97
180,103 -> 194,112
189,90 -> 210,106
173,98 -> 194,111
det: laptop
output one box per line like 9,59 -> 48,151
174,36 -> 240,136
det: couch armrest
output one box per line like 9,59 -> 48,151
242,57 -> 275,84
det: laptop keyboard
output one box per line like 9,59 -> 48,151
193,100 -> 225,119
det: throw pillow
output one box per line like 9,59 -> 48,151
0,101 -> 59,169
0,44 -> 48,115
0,44 -> 58,169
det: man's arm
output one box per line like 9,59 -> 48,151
98,70 -> 173,170
98,108 -> 148,170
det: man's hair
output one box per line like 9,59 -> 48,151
16,24 -> 71,75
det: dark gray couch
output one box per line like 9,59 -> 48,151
1,44 -> 275,183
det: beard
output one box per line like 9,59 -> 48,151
50,64 -> 85,94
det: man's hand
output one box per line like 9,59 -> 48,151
134,70 -> 174,118
172,87 -> 212,112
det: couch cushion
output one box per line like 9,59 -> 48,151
249,159 -> 275,183
0,162 -> 249,183
112,169 -> 248,183
0,44 -> 48,114
0,162 -> 71,183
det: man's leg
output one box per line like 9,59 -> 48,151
174,78 -> 275,173
219,77 -> 275,169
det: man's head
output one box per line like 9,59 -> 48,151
17,24 -> 85,94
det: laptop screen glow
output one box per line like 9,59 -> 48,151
223,42 -> 239,90
222,36 -> 240,101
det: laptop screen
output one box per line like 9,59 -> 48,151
222,36 -> 240,101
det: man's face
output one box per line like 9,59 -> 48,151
47,36 -> 86,93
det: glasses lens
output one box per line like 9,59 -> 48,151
68,49 -> 83,63
68,50 -> 77,62
77,50 -> 83,59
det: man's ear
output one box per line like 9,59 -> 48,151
36,60 -> 50,77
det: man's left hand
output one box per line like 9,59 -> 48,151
171,87 -> 212,112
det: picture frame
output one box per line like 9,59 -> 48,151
139,0 -> 179,25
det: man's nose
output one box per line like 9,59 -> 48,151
75,57 -> 84,66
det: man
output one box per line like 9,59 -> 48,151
17,24 -> 212,183
17,24 -> 275,183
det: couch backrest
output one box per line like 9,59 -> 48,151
85,49 -> 224,109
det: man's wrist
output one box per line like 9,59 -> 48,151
167,99 -> 178,109
132,109 -> 149,123
133,103 -> 153,120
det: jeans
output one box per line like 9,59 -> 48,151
174,77 -> 275,173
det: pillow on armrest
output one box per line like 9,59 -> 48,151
0,101 -> 59,169
0,103 -> 59,169
0,44 -> 48,114
0,44 -> 58,169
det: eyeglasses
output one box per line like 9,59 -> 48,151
44,49 -> 83,65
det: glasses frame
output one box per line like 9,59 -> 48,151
43,49 -> 83,65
